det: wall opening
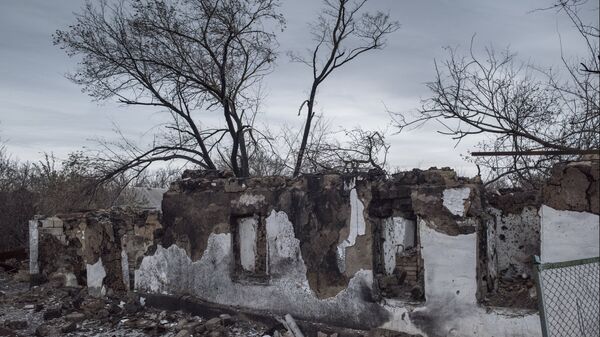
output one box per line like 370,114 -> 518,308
373,216 -> 425,302
230,214 -> 268,283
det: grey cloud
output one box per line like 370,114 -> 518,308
0,0 -> 595,175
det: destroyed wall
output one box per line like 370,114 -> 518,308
28,208 -> 162,295
481,160 -> 600,309
540,161 -> 599,263
31,162 -> 600,337
483,190 -> 540,309
131,169 -> 540,337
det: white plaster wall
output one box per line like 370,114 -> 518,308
382,217 -> 416,275
487,206 -> 540,279
420,219 -> 478,306
336,186 -> 366,273
395,219 -> 542,337
540,205 -> 600,263
87,258 -> 107,297
121,249 -> 130,290
29,220 -> 39,274
443,187 -> 471,216
135,210 -> 384,328
134,209 -> 541,336
237,193 -> 265,206
238,217 -> 258,272
384,184 -> 540,336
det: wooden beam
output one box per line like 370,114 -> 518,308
470,149 -> 600,157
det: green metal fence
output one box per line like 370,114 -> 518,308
534,256 -> 600,337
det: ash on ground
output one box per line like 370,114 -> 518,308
0,262 -> 267,337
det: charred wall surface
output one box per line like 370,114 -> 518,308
481,160 -> 599,309
543,161 -> 599,214
158,172 -> 374,298
31,163 -> 600,336
29,208 -> 161,295
483,189 -> 540,309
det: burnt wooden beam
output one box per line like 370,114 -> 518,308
470,149 -> 600,157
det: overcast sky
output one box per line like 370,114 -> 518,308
0,0 -> 596,175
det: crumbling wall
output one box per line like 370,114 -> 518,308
543,161 -> 599,214
29,208 -> 161,295
132,168 -> 541,336
540,161 -> 599,263
480,161 -> 600,309
158,172 -> 374,299
33,167 -> 563,336
483,190 -> 540,309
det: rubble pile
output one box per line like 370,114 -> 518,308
0,267 -> 267,337
1,267 -> 392,337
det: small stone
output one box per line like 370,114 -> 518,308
193,323 -> 207,334
124,302 -> 140,315
176,318 -> 188,329
317,332 -> 328,337
175,329 -> 191,337
529,287 -> 537,299
80,298 -> 104,313
35,323 -> 59,337
60,322 -> 77,333
13,270 -> 30,283
43,307 -> 62,321
4,320 -> 27,330
183,321 -> 202,331
23,304 -> 35,310
107,302 -> 122,315
96,309 -> 110,319
208,330 -> 224,337
219,313 -> 232,326
65,312 -> 86,322
204,317 -> 222,330
410,285 -> 423,300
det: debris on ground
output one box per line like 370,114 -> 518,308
0,266 -> 378,337
0,267 -> 269,337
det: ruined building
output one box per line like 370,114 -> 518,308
29,161 -> 600,337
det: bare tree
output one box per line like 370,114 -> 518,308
538,0 -> 599,75
393,1 -> 599,186
54,0 -> 284,178
276,116 -> 390,174
302,124 -> 389,173
291,0 -> 399,177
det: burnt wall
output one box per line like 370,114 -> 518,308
32,208 -> 161,294
481,160 -> 599,309
32,167 -> 556,335
483,190 -> 540,309
160,172 -> 375,298
543,161 -> 599,214
157,168 -> 483,304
